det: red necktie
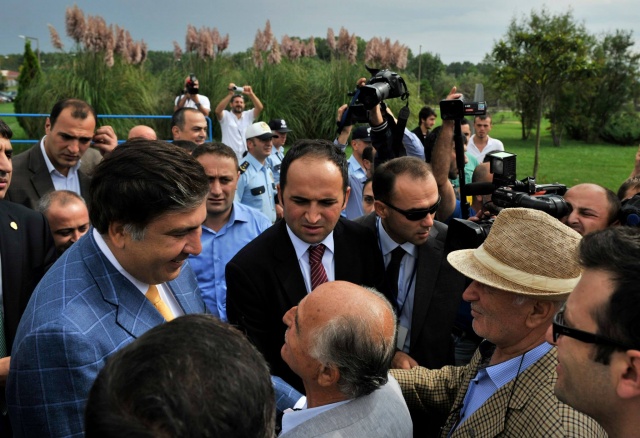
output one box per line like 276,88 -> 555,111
309,244 -> 328,291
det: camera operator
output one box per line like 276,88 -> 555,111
561,183 -> 620,236
174,75 -> 211,117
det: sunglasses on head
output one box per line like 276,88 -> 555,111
552,305 -> 636,351
380,196 -> 441,221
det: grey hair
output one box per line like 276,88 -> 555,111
123,223 -> 147,241
309,288 -> 396,398
37,190 -> 86,216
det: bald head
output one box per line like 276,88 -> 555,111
128,125 -> 157,141
282,282 -> 396,401
562,183 -> 620,236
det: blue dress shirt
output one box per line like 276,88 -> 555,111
236,153 -> 277,223
188,202 -> 271,321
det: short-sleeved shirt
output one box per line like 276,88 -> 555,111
174,94 -> 211,111
219,109 -> 255,161
235,153 -> 277,223
467,135 -> 504,163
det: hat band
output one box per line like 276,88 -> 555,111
473,245 -> 580,293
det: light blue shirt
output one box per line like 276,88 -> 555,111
377,217 -> 418,352
188,202 -> 271,321
267,146 -> 285,185
344,155 -> 367,219
281,397 -> 350,436
236,153 -> 277,223
403,129 -> 425,160
40,137 -> 82,194
455,342 -> 553,431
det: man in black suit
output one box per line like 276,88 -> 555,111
226,139 -> 384,392
6,98 -> 117,210
0,119 -> 56,434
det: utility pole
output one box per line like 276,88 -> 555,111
417,45 -> 422,100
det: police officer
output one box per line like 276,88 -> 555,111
236,122 -> 278,223
267,119 -> 292,185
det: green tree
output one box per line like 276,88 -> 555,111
14,40 -> 42,134
491,8 -> 591,178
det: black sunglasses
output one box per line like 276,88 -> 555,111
380,196 -> 441,221
552,306 -> 635,351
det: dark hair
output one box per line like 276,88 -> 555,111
192,142 -> 239,167
171,139 -> 198,153
89,140 -> 209,238
85,314 -> 275,438
579,227 -> 640,364
279,139 -> 348,194
603,186 -> 622,224
372,156 -> 433,203
362,146 -> 374,164
231,94 -> 244,104
460,117 -> 470,127
617,176 -> 640,201
418,106 -> 436,121
37,190 -> 86,215
49,98 -> 98,129
171,107 -> 201,130
474,114 -> 492,123
0,119 -> 13,139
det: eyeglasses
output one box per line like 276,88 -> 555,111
552,306 -> 636,351
380,196 -> 441,221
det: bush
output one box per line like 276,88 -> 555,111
600,111 -> 640,145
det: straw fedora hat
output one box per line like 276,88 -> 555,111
447,208 -> 582,299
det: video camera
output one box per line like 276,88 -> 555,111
448,151 -> 570,249
186,73 -> 199,95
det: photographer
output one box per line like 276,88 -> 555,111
174,75 -> 211,117
214,83 -> 264,161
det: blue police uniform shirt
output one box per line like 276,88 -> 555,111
343,155 -> 367,219
236,153 -> 277,223
267,146 -> 285,185
188,202 -> 271,321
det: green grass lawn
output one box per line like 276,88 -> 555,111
487,112 -> 635,191
0,102 -> 27,141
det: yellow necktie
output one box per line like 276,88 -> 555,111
145,284 -> 174,321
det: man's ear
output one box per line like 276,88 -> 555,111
45,117 -> 52,134
342,186 -> 351,208
316,364 -> 340,388
107,221 -> 128,249
277,184 -> 283,205
171,125 -> 180,138
525,300 -> 555,329
374,200 -> 387,219
616,351 -> 640,400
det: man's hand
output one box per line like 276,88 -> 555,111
92,125 -> 118,155
244,85 -> 255,96
444,85 -> 463,102
0,356 -> 10,386
391,351 -> 419,369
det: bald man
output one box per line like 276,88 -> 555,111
127,125 -> 157,141
561,183 -> 620,236
279,281 -> 411,437
37,190 -> 90,255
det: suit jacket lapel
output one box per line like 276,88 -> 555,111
410,226 -> 444,347
166,262 -> 204,314
81,232 -> 164,338
273,221 -> 307,307
28,146 -> 55,199
0,204 -> 21,320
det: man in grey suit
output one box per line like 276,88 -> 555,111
6,98 -> 117,210
7,140 -> 210,437
279,281 -> 412,438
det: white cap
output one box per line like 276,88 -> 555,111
245,122 -> 275,140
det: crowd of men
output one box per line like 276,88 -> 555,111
0,77 -> 639,438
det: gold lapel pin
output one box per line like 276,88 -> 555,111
10,221 -> 18,230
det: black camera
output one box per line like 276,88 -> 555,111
449,151 -> 570,249
439,98 -> 487,120
620,193 -> 640,226
358,67 -> 409,110
186,73 -> 199,95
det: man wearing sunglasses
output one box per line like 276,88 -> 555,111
391,208 -> 605,437
354,156 -> 467,435
547,226 -> 640,438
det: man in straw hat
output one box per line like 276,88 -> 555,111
391,208 -> 606,437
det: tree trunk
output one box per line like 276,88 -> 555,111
533,98 -> 543,179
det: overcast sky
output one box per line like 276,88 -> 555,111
1,0 -> 637,65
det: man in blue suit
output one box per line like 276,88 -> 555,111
7,140 -> 210,437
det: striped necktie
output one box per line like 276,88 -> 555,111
309,244 -> 328,291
